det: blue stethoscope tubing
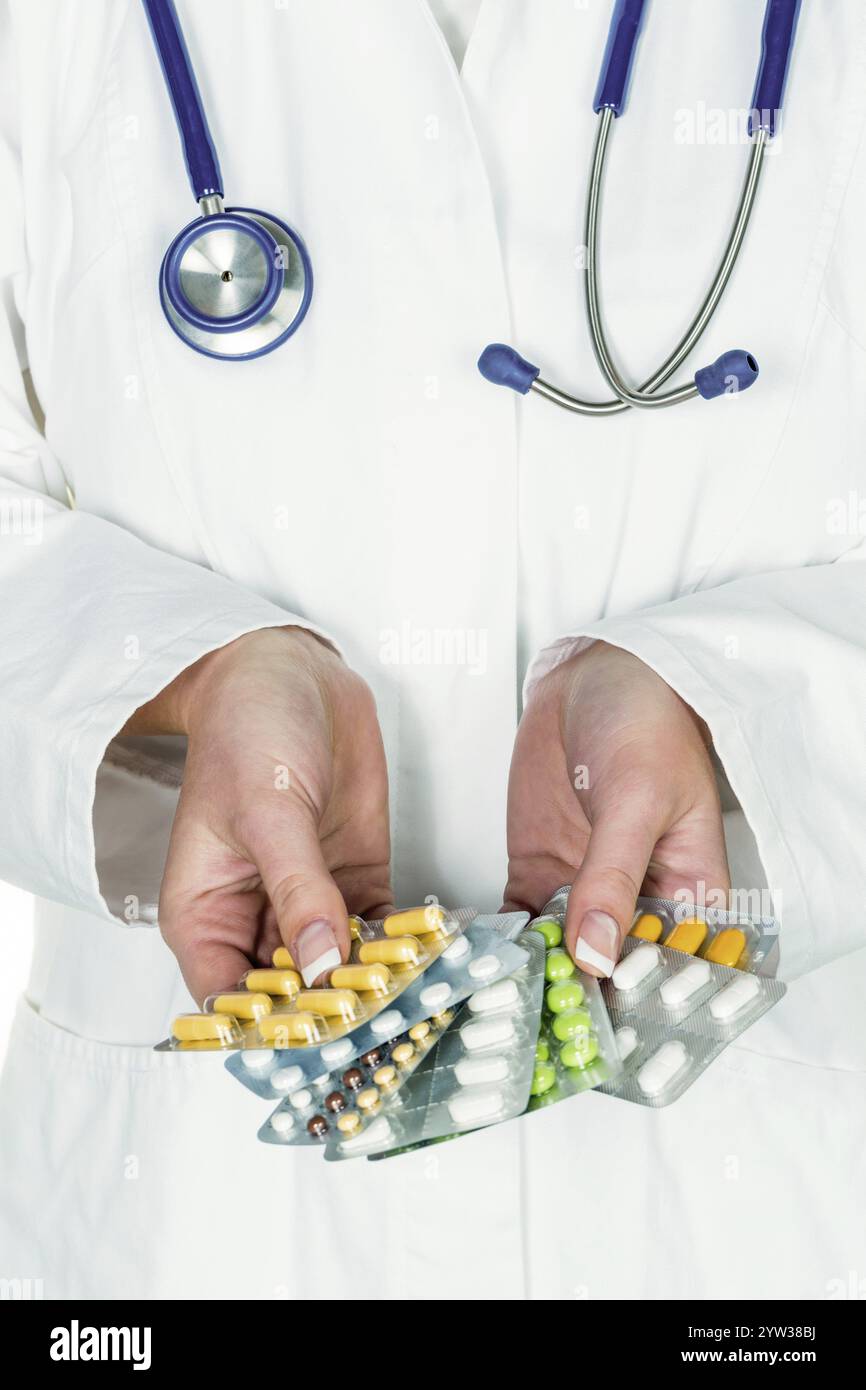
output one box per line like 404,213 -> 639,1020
479,0 -> 803,413
142,0 -> 313,360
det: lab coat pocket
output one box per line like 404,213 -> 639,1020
0,998 -> 413,1299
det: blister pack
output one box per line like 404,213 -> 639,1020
599,935 -> 787,1107
258,1013 -> 455,1147
158,904 -> 475,1055
525,911 -> 621,1106
223,914 -> 530,1095
323,928 -> 547,1160
543,886 -> 780,975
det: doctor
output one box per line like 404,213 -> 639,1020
1,0 -> 865,1301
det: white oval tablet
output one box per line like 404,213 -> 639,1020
289,1087 -> 313,1110
460,1015 -> 516,1052
615,1026 -> 638,1062
448,1086 -> 505,1125
455,1054 -> 510,1087
420,982 -> 452,1010
467,978 -> 520,1015
270,1109 -> 295,1135
271,1065 -> 305,1094
637,1040 -> 690,1097
442,935 -> 471,963
612,944 -> 660,992
339,1115 -> 393,1154
241,1048 -> 275,1071
710,973 -> 761,1021
371,1008 -> 405,1037
311,1073 -> 331,1089
660,959 -> 712,1008
468,953 -> 500,980
320,1039 -> 354,1067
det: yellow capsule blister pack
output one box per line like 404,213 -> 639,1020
625,896 -> 780,973
158,905 -> 472,1056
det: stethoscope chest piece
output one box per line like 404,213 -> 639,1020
160,208 -> 312,360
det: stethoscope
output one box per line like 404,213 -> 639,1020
480,0 -> 802,412
142,0 -> 313,359
144,0 -> 800,406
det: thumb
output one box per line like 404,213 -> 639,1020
254,810 -> 351,987
564,802 -> 658,978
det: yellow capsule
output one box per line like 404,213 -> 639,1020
245,968 -> 301,998
383,905 -> 447,937
358,937 -> 422,967
209,991 -> 272,1021
630,912 -> 664,943
665,917 -> 708,956
172,1013 -> 240,1045
330,963 -> 392,994
296,988 -> 360,1021
391,1042 -> 415,1067
357,1087 -> 381,1113
705,927 -> 748,969
348,915 -> 365,940
373,1064 -> 398,1091
257,1012 -> 322,1045
337,1111 -> 361,1135
272,946 -> 296,970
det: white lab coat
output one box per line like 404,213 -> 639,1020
1,0 -> 865,1300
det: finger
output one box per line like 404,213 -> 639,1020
160,880 -> 268,1008
564,801 -> 660,978
251,809 -> 352,986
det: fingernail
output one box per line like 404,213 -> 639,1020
574,910 -> 619,977
295,919 -> 342,987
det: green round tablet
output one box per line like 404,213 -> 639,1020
546,980 -> 586,1014
535,1039 -> 550,1062
530,1060 -> 556,1096
561,1032 -> 600,1070
533,918 -> 563,949
545,950 -> 575,983
551,1007 -> 593,1042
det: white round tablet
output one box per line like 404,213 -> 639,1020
289,1087 -> 313,1110
270,1110 -> 295,1135
419,982 -> 452,1010
371,1009 -> 405,1037
241,1048 -> 275,1071
320,1038 -> 354,1067
442,935 -> 471,963
468,954 -> 499,980
271,1065 -> 305,1094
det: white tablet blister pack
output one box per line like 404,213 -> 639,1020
256,1011 -> 456,1147
225,913 -> 530,1098
599,936 -> 788,1107
323,928 -> 547,1160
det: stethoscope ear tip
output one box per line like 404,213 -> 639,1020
478,343 -> 541,395
695,349 -> 760,401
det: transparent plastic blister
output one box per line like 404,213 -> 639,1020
599,936 -> 787,1107
525,911 -> 621,1106
258,1013 -> 455,1147
323,929 -> 547,1160
224,915 -> 529,1095
544,886 -> 780,975
158,904 -> 477,1055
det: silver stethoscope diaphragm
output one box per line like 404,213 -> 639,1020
143,0 -> 312,361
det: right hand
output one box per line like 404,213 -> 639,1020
126,627 -> 392,1004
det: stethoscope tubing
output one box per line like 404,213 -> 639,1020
531,112 -> 769,416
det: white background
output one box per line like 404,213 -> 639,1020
0,883 -> 33,1068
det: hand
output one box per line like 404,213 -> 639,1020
504,641 -> 730,976
125,627 -> 392,1004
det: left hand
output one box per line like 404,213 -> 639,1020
504,641 -> 731,976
